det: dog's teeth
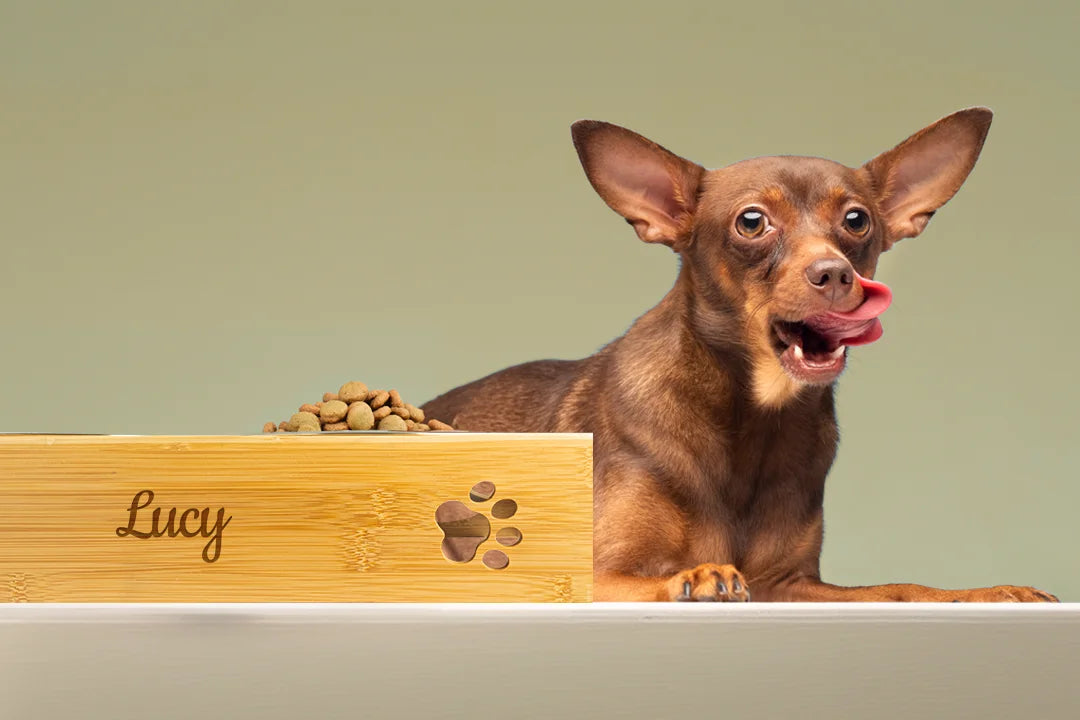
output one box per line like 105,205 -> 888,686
829,346 -> 845,359
793,345 -> 804,361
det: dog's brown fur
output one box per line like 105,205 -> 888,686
422,109 -> 1058,603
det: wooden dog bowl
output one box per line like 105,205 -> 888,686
0,433 -> 593,602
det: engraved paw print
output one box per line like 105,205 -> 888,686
435,481 -> 521,570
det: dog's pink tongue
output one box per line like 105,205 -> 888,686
806,275 -> 893,347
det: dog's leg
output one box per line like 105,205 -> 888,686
774,578 -> 1058,603
595,565 -> 751,602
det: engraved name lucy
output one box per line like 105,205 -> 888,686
115,490 -> 232,563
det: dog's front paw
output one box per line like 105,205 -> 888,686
664,563 -> 750,602
954,585 -> 1059,603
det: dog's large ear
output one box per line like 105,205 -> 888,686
863,107 -> 993,250
571,120 -> 705,250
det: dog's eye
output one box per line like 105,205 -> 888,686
843,209 -> 870,236
736,210 -> 768,239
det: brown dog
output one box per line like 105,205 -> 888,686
422,108 -> 1058,603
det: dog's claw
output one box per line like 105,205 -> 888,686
667,563 -> 750,602
953,585 -> 1061,603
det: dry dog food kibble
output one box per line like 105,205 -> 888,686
346,402 -> 375,431
378,415 -> 408,431
263,381 -> 455,434
319,400 -> 349,423
291,411 -> 319,428
339,381 -> 369,404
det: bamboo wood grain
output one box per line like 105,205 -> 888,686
0,433 -> 593,602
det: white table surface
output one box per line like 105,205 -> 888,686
3,603 -> 1078,719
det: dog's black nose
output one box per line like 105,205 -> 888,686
805,258 -> 855,299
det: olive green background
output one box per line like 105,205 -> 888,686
2,2 -> 1077,601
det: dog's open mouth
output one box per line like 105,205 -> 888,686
771,276 -> 893,385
